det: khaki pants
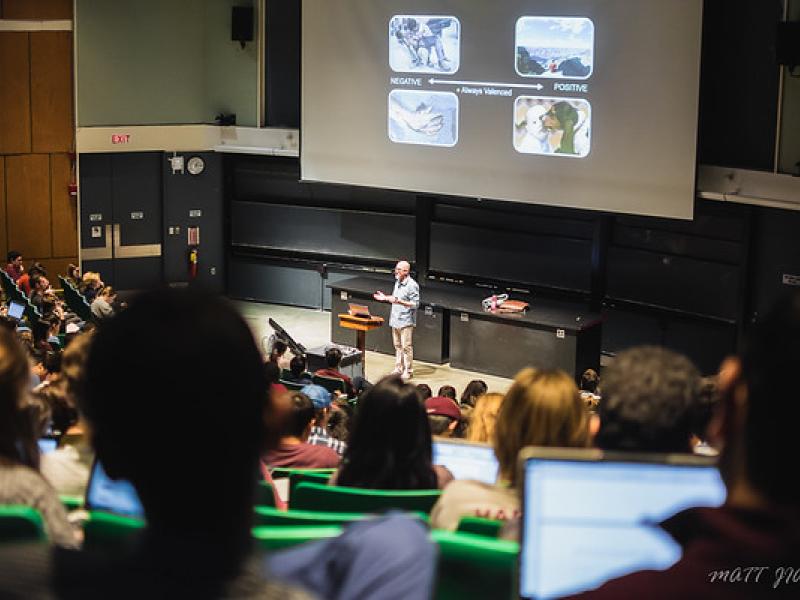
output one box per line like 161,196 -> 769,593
392,326 -> 414,375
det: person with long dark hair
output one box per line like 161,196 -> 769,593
334,375 -> 452,490
0,327 -> 78,547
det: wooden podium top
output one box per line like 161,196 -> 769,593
338,313 -> 384,332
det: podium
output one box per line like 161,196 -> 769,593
337,314 -> 384,371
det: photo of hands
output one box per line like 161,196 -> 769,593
388,90 -> 459,147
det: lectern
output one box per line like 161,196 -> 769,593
337,313 -> 384,371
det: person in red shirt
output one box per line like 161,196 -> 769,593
314,346 -> 355,396
263,391 -> 340,469
4,251 -> 24,282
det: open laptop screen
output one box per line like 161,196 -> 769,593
85,459 -> 145,518
37,438 -> 58,454
7,300 -> 24,321
433,440 -> 499,485
519,451 -> 725,599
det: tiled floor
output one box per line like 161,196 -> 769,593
234,300 -> 514,396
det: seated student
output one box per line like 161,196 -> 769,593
566,292 -> 800,599
415,383 -> 432,401
268,339 -> 291,370
0,327 -> 78,548
425,396 -> 461,438
29,274 -> 50,309
459,379 -> 488,409
333,375 -> 453,490
263,391 -> 340,469
579,368 -> 601,409
90,286 -> 116,322
283,355 -> 313,385
595,346 -> 701,453
314,347 -> 355,396
302,384 -> 347,456
430,368 -> 589,533
437,384 -> 457,401
465,392 -> 505,443
5,250 -> 24,281
79,271 -> 103,303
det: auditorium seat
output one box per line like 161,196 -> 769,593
254,481 -> 278,508
83,511 -> 145,550
59,494 -> 83,511
291,482 -> 441,514
254,506 -> 368,527
0,506 -> 45,542
456,516 -> 504,538
312,374 -> 347,395
57,275 -> 93,322
280,380 -> 305,391
288,470 -> 331,496
252,525 -> 343,552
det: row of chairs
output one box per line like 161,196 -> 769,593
279,370 -> 348,395
58,275 -> 93,322
0,505 -> 516,600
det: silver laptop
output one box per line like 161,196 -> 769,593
518,447 -> 725,599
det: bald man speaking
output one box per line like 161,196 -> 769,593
374,260 -> 420,380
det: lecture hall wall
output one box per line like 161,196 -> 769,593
0,0 -> 77,278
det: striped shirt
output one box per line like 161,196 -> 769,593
307,426 -> 347,456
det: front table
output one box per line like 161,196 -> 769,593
337,314 -> 385,372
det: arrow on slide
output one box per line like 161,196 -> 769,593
429,78 -> 544,90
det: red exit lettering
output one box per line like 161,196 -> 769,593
111,134 -> 130,144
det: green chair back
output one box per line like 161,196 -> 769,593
456,516 -> 504,538
59,494 -> 83,511
0,505 -> 46,542
58,275 -> 92,322
82,511 -> 145,550
270,467 -> 336,479
252,525 -> 342,552
312,374 -> 347,394
288,471 -> 331,497
291,482 -> 441,514
431,530 -> 519,600
253,506 -> 369,527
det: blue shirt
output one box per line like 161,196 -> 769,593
389,276 -> 420,328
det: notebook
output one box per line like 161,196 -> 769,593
432,439 -> 499,485
518,447 -> 726,599
84,459 -> 145,518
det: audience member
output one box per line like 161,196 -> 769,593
268,339 -> 290,369
90,286 -> 116,321
415,383 -> 432,401
425,396 -> 461,438
17,262 -> 45,296
65,263 -> 81,287
5,250 -> 24,281
579,368 -> 601,409
80,271 -> 103,303
465,392 -> 505,444
326,408 -> 350,444
0,327 -> 78,548
29,274 -> 50,309
303,384 -> 347,456
437,385 -> 457,401
314,346 -> 355,396
691,375 -> 719,456
596,346 -> 701,453
283,355 -> 313,385
566,292 -> 800,599
459,379 -> 488,409
334,375 -> 453,490
431,368 -> 589,533
263,391 -> 340,469
32,318 -> 55,353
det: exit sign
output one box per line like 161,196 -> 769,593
111,134 -> 130,144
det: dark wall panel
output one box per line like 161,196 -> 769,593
228,258 -> 322,308
430,222 -> 593,292
231,202 -> 415,262
750,207 -> 800,318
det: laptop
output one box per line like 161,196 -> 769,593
347,303 -> 372,318
84,458 -> 145,518
432,439 -> 499,485
7,300 -> 25,322
518,447 -> 726,599
37,437 -> 58,454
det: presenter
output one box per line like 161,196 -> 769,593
374,260 -> 420,380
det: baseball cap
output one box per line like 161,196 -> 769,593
425,396 -> 461,421
301,384 -> 332,409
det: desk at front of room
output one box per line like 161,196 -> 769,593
328,277 -> 602,379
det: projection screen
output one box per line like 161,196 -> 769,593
301,0 -> 703,219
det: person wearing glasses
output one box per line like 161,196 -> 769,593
374,260 -> 420,380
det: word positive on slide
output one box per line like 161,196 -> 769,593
516,17 -> 594,79
388,89 -> 459,147
389,15 -> 461,74
514,97 -> 591,157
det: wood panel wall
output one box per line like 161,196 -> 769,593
0,15 -> 76,278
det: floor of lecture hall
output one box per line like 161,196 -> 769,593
234,300 -> 514,395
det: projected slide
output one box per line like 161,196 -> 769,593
388,90 -> 459,147
389,15 -> 461,74
514,97 -> 591,157
516,17 -> 594,79
303,0 -> 703,219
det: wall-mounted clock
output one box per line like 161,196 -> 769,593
187,156 -> 205,176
